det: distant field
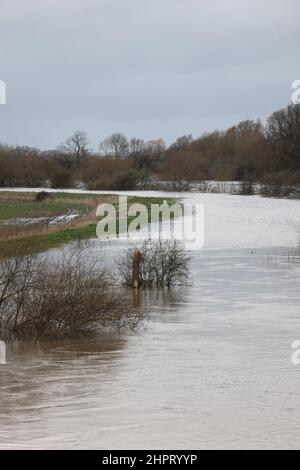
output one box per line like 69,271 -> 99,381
0,191 -> 174,256
0,191 -> 107,220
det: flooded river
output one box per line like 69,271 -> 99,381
1,191 -> 300,449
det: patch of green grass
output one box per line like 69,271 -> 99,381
0,191 -> 124,220
43,197 -> 177,246
0,192 -> 178,256
0,202 -> 90,220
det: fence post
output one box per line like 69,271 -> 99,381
132,249 -> 143,289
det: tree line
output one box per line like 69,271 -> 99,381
0,102 -> 299,190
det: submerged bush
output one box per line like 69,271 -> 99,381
0,244 -> 142,341
237,180 -> 255,195
118,240 -> 190,288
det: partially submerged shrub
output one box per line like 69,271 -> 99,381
259,172 -> 300,198
118,240 -> 190,288
0,245 -> 142,341
237,180 -> 255,195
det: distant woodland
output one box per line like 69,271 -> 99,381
1,103 -> 299,194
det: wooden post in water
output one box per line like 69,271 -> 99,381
132,249 -> 143,289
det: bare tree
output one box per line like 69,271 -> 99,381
171,135 -> 193,148
145,139 -> 166,158
133,139 -> 166,170
129,137 -> 145,157
59,130 -> 90,164
266,104 -> 300,170
99,133 -> 129,159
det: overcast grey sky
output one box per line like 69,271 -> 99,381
0,0 -> 299,149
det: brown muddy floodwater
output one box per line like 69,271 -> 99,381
1,192 -> 300,449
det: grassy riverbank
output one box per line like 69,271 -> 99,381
0,192 -> 174,256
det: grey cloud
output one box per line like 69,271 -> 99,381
0,0 -> 299,149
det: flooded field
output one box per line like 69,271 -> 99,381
0,191 -> 300,449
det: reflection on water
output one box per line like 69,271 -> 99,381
0,335 -> 127,422
1,192 -> 300,449
265,246 -> 300,267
